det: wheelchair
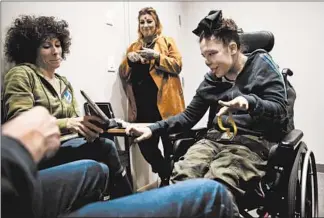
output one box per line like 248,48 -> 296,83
167,31 -> 319,218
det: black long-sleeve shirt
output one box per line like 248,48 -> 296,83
1,136 -> 42,218
149,50 -> 288,141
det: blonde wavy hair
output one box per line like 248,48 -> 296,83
137,7 -> 163,39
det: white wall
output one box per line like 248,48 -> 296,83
180,2 -> 324,163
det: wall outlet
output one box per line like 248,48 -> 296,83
107,56 -> 116,73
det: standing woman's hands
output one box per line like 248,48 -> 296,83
127,51 -> 147,64
137,47 -> 160,61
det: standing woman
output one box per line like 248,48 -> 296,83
119,7 -> 185,186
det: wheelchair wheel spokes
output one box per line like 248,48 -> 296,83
301,149 -> 311,218
301,150 -> 319,218
287,142 -> 307,218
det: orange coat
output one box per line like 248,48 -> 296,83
119,35 -> 185,122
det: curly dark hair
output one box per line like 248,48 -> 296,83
199,18 -> 242,49
4,15 -> 71,64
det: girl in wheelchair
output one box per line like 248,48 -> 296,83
126,9 -> 288,217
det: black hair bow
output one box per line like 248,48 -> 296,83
192,10 -> 223,37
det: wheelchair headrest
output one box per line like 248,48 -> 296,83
239,31 -> 275,53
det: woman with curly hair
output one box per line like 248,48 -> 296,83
119,7 -> 185,187
2,15 -> 133,198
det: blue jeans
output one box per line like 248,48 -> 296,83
68,180 -> 235,217
38,137 -> 123,175
39,160 -> 235,218
39,160 -> 109,218
39,137 -> 133,198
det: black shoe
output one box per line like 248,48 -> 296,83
159,178 -> 169,188
110,171 -> 133,199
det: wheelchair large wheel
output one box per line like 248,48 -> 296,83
287,142 -> 306,218
287,142 -> 318,218
300,149 -> 318,218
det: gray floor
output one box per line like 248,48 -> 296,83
318,172 -> 324,217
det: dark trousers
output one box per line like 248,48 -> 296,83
138,134 -> 173,180
136,106 -> 173,180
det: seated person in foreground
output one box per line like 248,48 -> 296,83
126,9 -> 288,210
2,15 -> 132,197
1,106 -> 236,218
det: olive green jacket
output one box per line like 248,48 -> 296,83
2,63 -> 80,133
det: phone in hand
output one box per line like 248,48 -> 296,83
80,90 -> 119,130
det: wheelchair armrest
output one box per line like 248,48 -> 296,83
168,127 -> 207,141
173,138 -> 196,160
280,129 -> 303,148
264,129 -> 304,187
168,132 -> 187,141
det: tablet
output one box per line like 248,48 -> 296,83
80,90 -> 110,123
